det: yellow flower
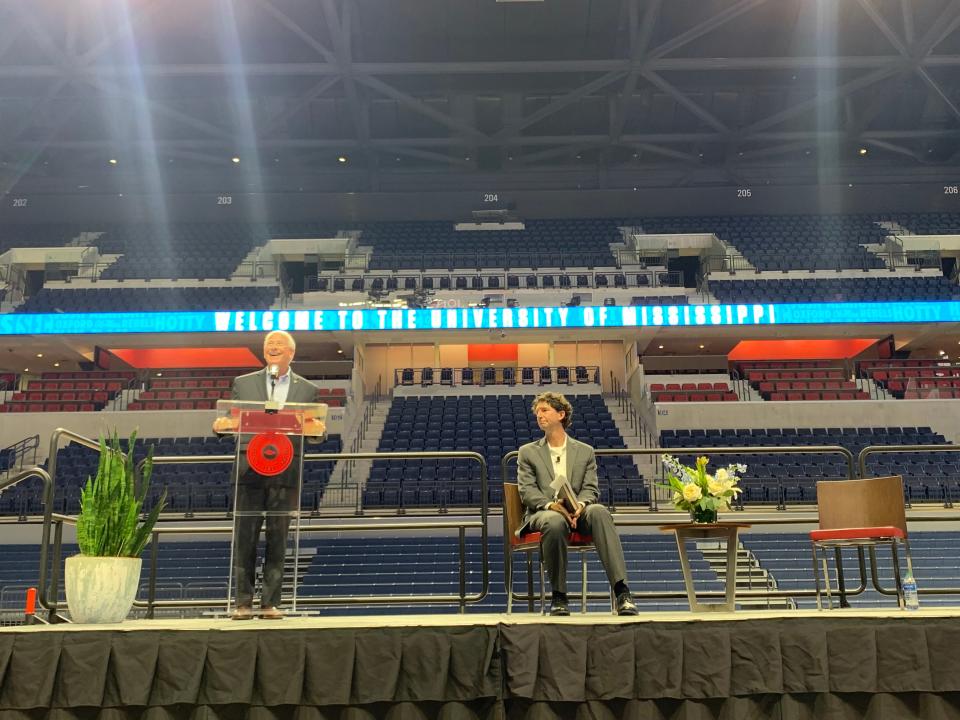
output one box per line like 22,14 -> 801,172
682,483 -> 702,502
707,477 -> 727,495
715,468 -> 729,483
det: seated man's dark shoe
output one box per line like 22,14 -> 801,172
549,596 -> 570,617
616,591 -> 639,616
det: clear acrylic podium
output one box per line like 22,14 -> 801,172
216,399 -> 327,615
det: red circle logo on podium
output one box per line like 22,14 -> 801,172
247,432 -> 294,476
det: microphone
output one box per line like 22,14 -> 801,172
266,364 -> 280,413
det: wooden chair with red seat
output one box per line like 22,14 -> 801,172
810,475 -> 913,610
502,482 -> 614,614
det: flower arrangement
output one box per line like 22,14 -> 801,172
660,454 -> 745,523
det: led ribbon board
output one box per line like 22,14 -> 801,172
2,301 -> 960,336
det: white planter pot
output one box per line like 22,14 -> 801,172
64,555 -> 142,624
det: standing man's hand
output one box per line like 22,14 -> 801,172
213,416 -> 238,434
303,417 -> 326,436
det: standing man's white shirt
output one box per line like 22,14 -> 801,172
266,372 -> 291,405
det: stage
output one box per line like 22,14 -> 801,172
3,609 -> 960,720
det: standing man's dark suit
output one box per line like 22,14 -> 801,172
214,330 -> 323,618
517,392 -> 637,616
230,367 -> 319,613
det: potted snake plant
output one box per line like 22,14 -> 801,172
64,431 -> 166,623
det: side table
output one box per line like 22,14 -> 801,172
659,522 -> 752,612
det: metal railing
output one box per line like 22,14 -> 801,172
318,249 -> 640,272
878,248 -> 941,270
393,365 -> 600,388
731,362 -> 864,400
36,427 -> 491,621
701,254 -> 757,274
23,426 -> 960,620
608,374 -> 651,448
313,268 -> 683,293
1,464 -> 55,615
854,360 -> 960,400
702,250 -> 942,276
498,444 -> 960,607
340,376 -> 383,486
858,444 -> 960,510
61,260 -> 278,283
0,434 -> 40,478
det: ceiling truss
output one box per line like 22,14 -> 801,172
0,0 -> 958,191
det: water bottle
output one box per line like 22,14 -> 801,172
902,571 -> 920,611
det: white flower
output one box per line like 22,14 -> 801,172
715,468 -> 729,483
682,483 -> 702,502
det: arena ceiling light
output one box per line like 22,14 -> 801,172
108,158 -> 118,165
338,156 -> 348,163
231,156 -> 241,164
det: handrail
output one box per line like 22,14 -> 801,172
498,449 -> 875,606
0,465 -> 53,498
145,450 -> 488,613
38,431 -> 491,619
855,360 -> 960,378
0,466 -> 56,614
351,249 -> 619,271
501,444 -> 856,515
609,372 -> 649,448
31,427 -> 960,619
0,434 -> 40,477
38,428 -> 122,617
702,250 -> 941,277
130,520 -> 488,615
857,444 -> 960,508
394,365 -> 601,388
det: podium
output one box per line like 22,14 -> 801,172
216,399 -> 328,614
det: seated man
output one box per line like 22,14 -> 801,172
517,391 -> 638,616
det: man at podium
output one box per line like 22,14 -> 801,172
213,330 -> 324,619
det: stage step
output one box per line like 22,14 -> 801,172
602,394 -> 656,477
323,400 -> 389,508
697,540 -> 794,610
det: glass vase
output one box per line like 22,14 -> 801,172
689,506 -> 717,524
